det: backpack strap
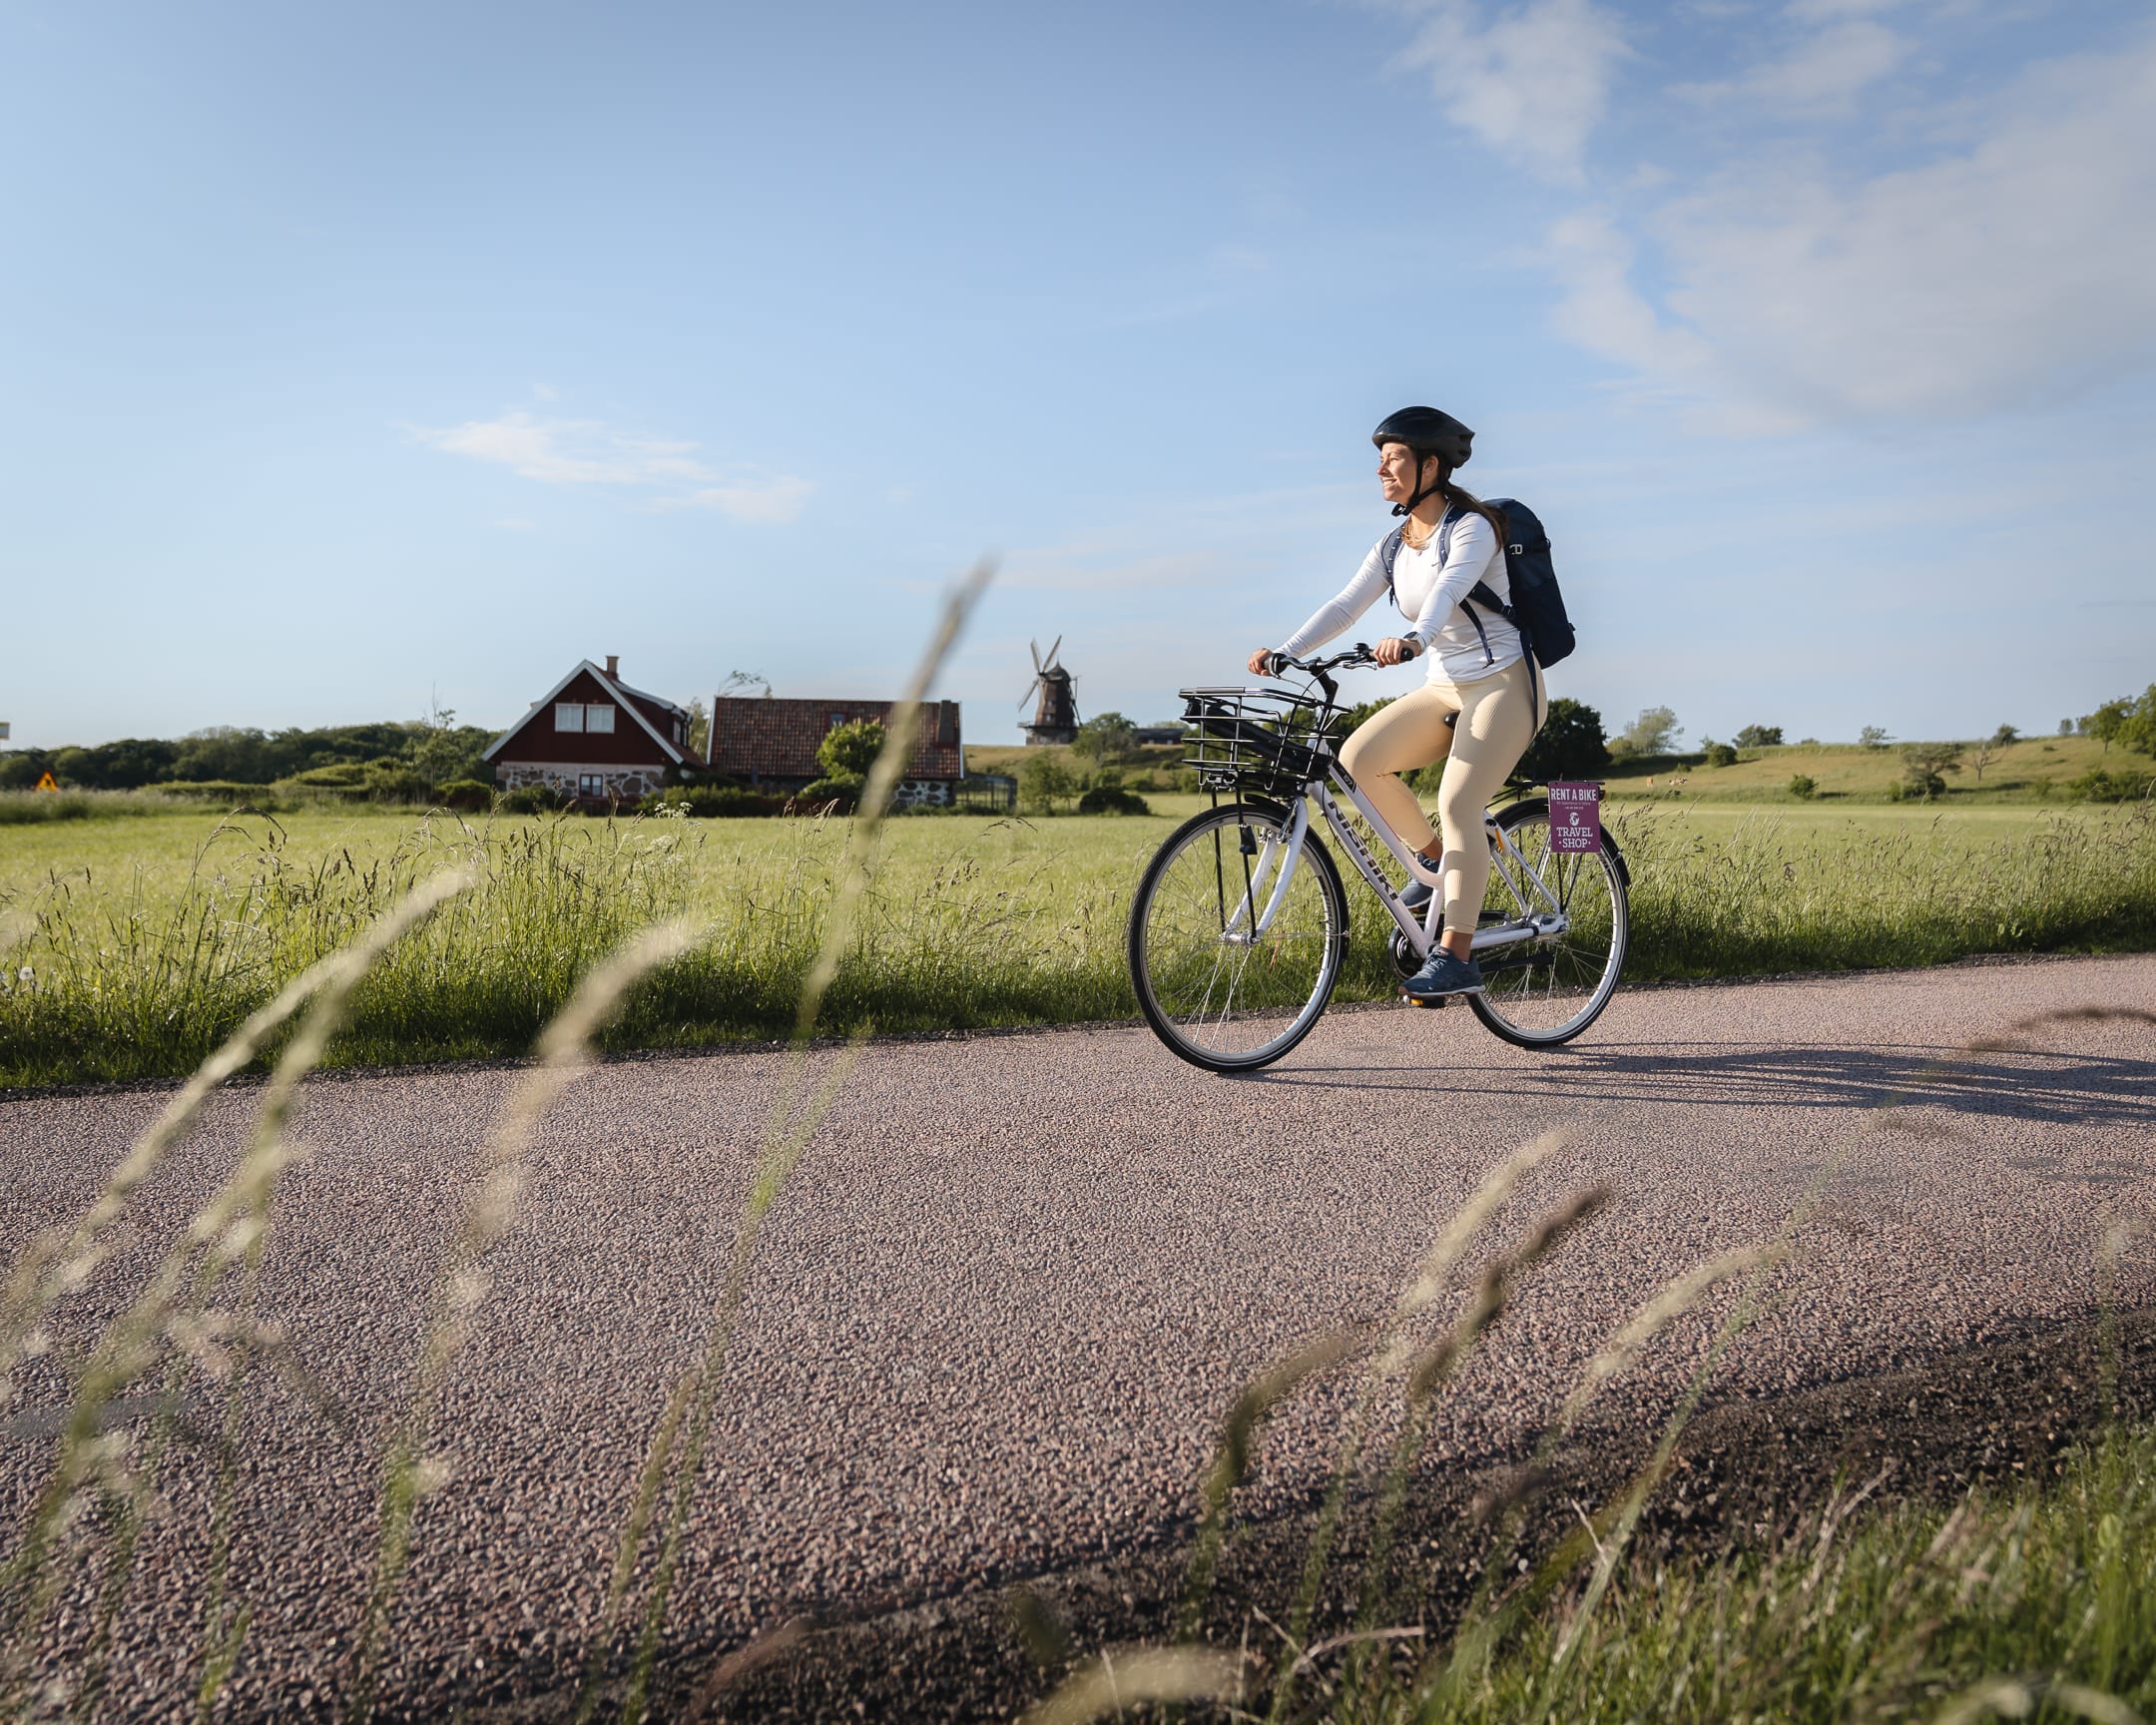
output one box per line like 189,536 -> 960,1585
1393,512 -> 1542,720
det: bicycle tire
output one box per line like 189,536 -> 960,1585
1128,799 -> 1348,1073
1465,798 -> 1629,1048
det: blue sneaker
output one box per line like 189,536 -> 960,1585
1401,948 -> 1484,1003
1400,854 -> 1442,912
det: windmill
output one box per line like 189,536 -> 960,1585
1018,637 -> 1079,746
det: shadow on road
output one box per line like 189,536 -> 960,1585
1245,1039 -> 2156,1130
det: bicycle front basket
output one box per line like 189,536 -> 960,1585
1180,687 -> 1333,797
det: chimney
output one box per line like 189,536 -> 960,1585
605,654 -> 619,678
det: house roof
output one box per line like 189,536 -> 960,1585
482,661 -> 692,767
710,697 -> 963,781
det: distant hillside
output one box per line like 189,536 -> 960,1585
967,733 -> 2153,807
1604,734 -> 2147,804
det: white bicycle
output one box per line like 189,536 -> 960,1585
1126,645 -> 1631,1073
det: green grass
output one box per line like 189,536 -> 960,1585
2,796 -> 2152,1087
1356,1421 -> 2156,1722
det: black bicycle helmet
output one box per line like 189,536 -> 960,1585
1371,406 -> 1473,517
1371,405 -> 1473,467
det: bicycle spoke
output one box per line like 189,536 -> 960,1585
1467,802 -> 1628,1046
1130,805 -> 1347,1071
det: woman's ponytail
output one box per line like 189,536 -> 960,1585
1435,462 -> 1508,547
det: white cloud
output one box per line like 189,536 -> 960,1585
412,408 -> 810,523
1782,0 -> 1904,20
1527,26 -> 2156,426
678,476 -> 812,523
1651,38 -> 2156,421
1545,210 -> 1710,381
1395,0 -> 1631,185
1678,19 -> 1908,113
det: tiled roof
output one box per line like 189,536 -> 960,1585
710,698 -> 962,781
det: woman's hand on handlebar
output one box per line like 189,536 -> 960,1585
1248,647 -> 1278,676
1373,636 -> 1419,668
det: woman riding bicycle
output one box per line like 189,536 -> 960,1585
1248,406 -> 1542,1004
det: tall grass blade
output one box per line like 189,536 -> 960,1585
1020,1647 -> 1244,1725
592,560 -> 992,1722
345,916 -> 710,1724
0,868 -> 474,1713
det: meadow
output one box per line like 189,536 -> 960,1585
1,791 -> 2152,1089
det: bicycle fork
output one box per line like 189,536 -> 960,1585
1221,800 -> 1310,941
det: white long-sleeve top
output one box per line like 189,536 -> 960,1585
1279,509 -> 1524,686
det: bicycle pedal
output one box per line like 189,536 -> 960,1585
1400,992 -> 1446,1009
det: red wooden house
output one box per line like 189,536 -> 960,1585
484,656 -> 695,807
710,696 -> 964,806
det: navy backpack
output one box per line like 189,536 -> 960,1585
1380,498 -> 1575,673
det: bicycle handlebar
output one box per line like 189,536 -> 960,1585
1260,641 -> 1420,697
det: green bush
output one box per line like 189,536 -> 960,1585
1788,774 -> 1818,800
1076,785 -> 1151,816
683,785 -> 786,818
1702,741 -> 1738,769
498,785 -> 565,816
2067,768 -> 2154,804
816,719 -> 884,782
433,779 -> 493,812
158,781 -> 277,805
1018,755 -> 1079,814
792,778 -> 860,814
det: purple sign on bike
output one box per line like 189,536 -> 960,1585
1548,782 -> 1602,853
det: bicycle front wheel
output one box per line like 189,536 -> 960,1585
1128,800 -> 1348,1073
1467,797 -> 1629,1047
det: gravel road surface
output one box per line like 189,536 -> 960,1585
4,954 -> 2154,1719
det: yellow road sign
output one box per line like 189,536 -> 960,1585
34,772 -> 58,793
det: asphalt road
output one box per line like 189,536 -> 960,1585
4,954 -> 2155,1719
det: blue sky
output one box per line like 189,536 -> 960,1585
4,0 -> 2151,751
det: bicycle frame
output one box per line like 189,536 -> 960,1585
1203,643 -> 1574,962
1223,759 -> 1570,964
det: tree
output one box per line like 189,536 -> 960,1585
2083,697 -> 2133,754
1017,754 -> 1078,814
1701,740 -> 1738,769
2060,719 -> 2075,738
1990,724 -> 2018,747
1334,697 -> 1393,742
2118,686 -> 2156,758
1859,726 -> 1891,750
1071,711 -> 1140,765
1515,698 -> 1610,786
816,718 -> 885,783
1733,725 -> 1783,749
684,697 -> 710,761
1610,706 -> 1681,760
1900,742 -> 1962,801
410,704 -> 491,789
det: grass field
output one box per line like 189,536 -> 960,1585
1,792 -> 2152,1087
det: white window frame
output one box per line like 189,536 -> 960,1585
586,703 -> 616,734
555,702 -> 586,734
578,773 -> 607,798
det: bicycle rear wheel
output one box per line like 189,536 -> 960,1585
1467,798 -> 1628,1047
1128,800 -> 1348,1072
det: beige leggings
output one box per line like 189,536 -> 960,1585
1338,660 -> 1542,933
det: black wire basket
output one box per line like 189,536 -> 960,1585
1179,687 -> 1336,798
